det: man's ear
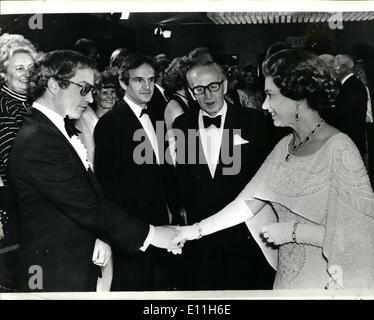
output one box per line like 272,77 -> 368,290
188,88 -> 196,101
47,78 -> 59,95
223,79 -> 228,95
119,80 -> 127,91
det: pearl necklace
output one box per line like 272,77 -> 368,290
285,119 -> 325,161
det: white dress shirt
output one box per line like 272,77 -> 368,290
198,102 -> 228,178
125,96 -> 160,164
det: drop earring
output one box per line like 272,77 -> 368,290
295,106 -> 300,121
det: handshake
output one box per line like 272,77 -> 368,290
151,224 -> 202,255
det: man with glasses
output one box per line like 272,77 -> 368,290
8,50 -> 180,292
173,61 -> 275,290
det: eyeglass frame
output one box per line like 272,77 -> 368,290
190,80 -> 225,96
68,80 -> 97,96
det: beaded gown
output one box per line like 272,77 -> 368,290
242,133 -> 374,289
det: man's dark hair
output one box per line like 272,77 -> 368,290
119,54 -> 157,85
74,38 -> 97,55
28,50 -> 96,101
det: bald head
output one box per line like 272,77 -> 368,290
186,62 -> 225,88
334,54 -> 354,81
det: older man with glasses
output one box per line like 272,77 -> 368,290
172,61 -> 276,290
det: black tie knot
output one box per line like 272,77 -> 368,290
64,115 -> 81,138
203,115 -> 222,128
139,107 -> 150,118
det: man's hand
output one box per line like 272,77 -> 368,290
92,238 -> 112,267
151,226 -> 183,254
171,224 -> 201,245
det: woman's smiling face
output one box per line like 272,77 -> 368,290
262,76 -> 298,127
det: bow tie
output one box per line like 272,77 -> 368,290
139,107 -> 150,118
203,115 -> 222,128
64,115 -> 81,138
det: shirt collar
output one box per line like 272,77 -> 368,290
200,101 -> 228,118
341,73 -> 354,84
1,85 -> 27,102
124,95 -> 147,118
32,102 -> 70,140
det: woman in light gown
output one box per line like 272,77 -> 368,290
174,49 -> 374,290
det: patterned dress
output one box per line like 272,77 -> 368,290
0,85 -> 30,291
241,133 -> 374,289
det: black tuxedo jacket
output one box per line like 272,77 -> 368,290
326,75 -> 368,155
9,108 -> 149,292
148,85 -> 168,123
173,103 -> 276,290
93,99 -> 173,290
94,99 -> 170,225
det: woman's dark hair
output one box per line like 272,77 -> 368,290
28,50 -> 95,101
163,56 -> 191,95
262,49 -> 339,111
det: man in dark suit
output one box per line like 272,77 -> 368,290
94,54 -> 177,291
8,50 -> 179,292
330,54 -> 368,156
172,61 -> 276,290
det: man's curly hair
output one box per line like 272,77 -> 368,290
28,50 -> 95,101
262,49 -> 339,112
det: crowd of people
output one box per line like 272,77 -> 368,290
0,32 -> 374,293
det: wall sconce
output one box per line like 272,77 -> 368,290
154,26 -> 162,36
120,12 -> 130,20
154,26 -> 172,38
162,30 -> 171,38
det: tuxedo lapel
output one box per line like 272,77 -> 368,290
118,100 -> 161,165
30,108 -> 101,193
190,111 -> 215,180
215,104 -> 235,177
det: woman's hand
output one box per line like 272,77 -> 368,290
92,239 -> 112,267
261,221 -> 296,246
172,224 -> 201,245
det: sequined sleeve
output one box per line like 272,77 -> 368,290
323,135 -> 374,289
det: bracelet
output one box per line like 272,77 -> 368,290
292,222 -> 298,243
193,223 -> 203,239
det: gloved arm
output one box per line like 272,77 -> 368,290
261,221 -> 325,247
172,198 -> 266,243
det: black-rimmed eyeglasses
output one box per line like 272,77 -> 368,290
190,80 -> 224,95
69,80 -> 97,96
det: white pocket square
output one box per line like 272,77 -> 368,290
233,134 -> 249,146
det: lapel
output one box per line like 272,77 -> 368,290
117,99 -> 161,165
190,110 -> 217,181
214,103 -> 235,178
30,108 -> 102,193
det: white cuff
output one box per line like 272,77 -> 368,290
139,225 -> 155,252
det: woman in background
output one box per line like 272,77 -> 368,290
0,33 -> 37,291
76,70 -> 119,165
